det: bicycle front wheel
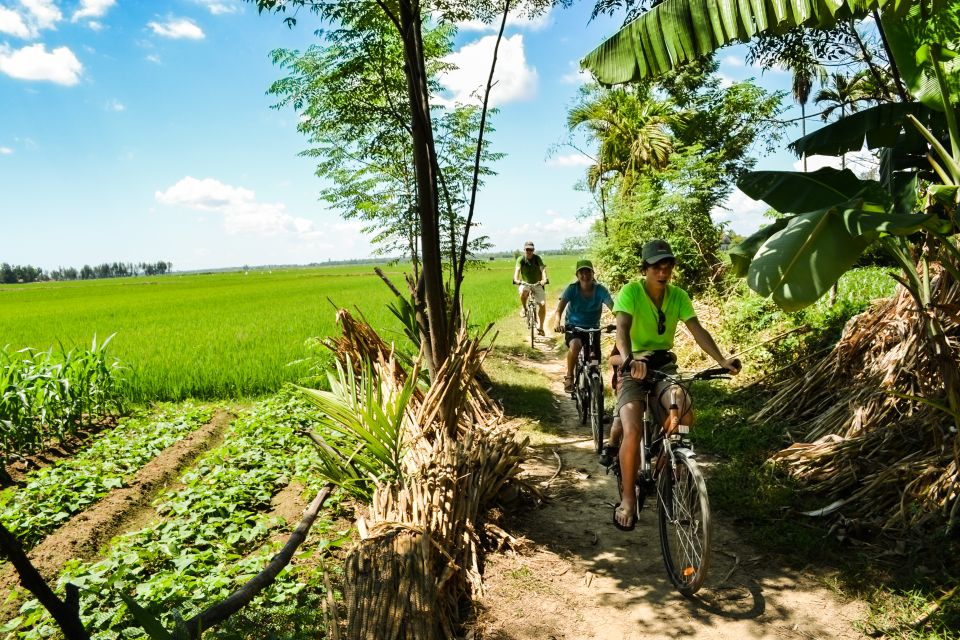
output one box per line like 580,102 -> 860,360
657,447 -> 711,596
528,305 -> 536,347
589,374 -> 604,453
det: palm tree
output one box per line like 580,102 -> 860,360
567,87 -> 677,199
814,72 -> 870,168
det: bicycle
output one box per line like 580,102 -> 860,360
610,364 -> 736,596
562,324 -> 615,454
514,281 -> 546,348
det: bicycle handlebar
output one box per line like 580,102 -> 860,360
560,324 -> 616,333
645,358 -> 741,384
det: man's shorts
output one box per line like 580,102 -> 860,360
518,283 -> 545,305
615,362 -> 691,425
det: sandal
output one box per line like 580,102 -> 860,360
612,503 -> 637,532
563,376 -> 574,393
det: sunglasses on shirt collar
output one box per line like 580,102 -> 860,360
657,308 -> 666,335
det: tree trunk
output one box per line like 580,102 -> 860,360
396,0 -> 449,381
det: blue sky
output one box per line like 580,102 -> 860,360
1,0 -> 804,272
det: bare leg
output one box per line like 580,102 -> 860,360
566,339 -> 582,379
519,289 -> 529,316
538,301 -> 546,332
616,400 -> 644,527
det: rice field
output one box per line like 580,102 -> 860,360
0,256 -> 579,402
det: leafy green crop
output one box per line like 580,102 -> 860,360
0,404 -> 212,550
7,393 -> 342,639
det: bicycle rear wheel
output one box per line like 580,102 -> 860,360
657,447 -> 711,596
589,374 -> 604,453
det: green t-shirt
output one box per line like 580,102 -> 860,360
613,279 -> 696,353
515,254 -> 545,284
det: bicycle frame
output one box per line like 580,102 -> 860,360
566,324 -> 614,453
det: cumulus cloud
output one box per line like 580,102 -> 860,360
105,98 -> 124,111
455,8 -> 552,32
0,43 -> 83,85
0,6 -> 31,38
192,0 -> 239,15
793,152 -> 879,178
720,54 -> 744,68
155,176 -> 319,237
496,212 -> 594,250
0,146 -> 13,155
560,59 -> 590,85
546,153 -> 592,168
72,0 -> 116,22
437,34 -> 537,107
21,0 -> 61,30
148,17 -> 204,40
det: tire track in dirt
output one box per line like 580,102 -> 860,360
476,342 -> 868,639
1,409 -> 234,617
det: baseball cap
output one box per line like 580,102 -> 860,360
523,241 -> 535,249
641,239 -> 675,264
575,259 -> 594,274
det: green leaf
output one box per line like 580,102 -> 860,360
737,168 -> 882,213
788,103 -> 937,157
929,183 -> 960,206
728,217 -> 791,277
117,593 -> 173,640
747,204 -> 873,310
840,208 -> 940,235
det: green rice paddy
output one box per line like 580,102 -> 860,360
0,256 -> 578,402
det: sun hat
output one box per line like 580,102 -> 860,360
575,259 -> 594,274
641,239 -> 675,264
523,241 -> 535,249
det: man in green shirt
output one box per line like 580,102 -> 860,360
512,241 -> 549,336
610,239 -> 740,531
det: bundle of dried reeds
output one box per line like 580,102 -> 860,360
324,311 -> 525,639
759,267 -> 960,532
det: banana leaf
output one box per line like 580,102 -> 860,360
881,4 -> 960,110
787,103 -> 938,157
747,204 -> 874,310
737,168 -> 887,213
581,0 -> 903,84
728,216 -> 792,277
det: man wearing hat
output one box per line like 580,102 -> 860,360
551,259 -> 614,392
512,241 -> 549,336
608,239 -> 740,531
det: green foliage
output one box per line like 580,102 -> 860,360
0,336 -> 123,463
0,261 -> 528,403
299,357 -> 418,501
0,404 -> 211,550
10,393 -> 344,639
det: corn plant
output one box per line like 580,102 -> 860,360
0,335 -> 124,465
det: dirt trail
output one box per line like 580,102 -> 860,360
0,409 -> 233,616
476,342 -> 867,640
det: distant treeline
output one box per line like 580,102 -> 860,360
1,261 -> 173,284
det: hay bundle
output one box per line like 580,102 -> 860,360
324,310 -> 526,639
758,266 -> 960,532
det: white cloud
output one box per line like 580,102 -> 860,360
497,213 -> 594,249
145,53 -> 161,64
717,72 -> 735,88
711,188 -> 771,236
792,152 -> 879,179
0,146 -> 13,155
560,59 -> 590,85
456,8 -> 552,32
105,98 -> 124,111
21,0 -> 61,30
0,43 -> 83,85
192,0 -> 239,15
72,0 -> 115,22
0,6 -> 31,38
86,20 -> 103,31
155,176 -> 319,237
720,54 -> 744,68
546,153 -> 592,168
148,18 -> 204,40
438,34 -> 537,107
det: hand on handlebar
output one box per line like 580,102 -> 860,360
553,323 -> 563,334
721,357 -> 742,374
620,359 -> 648,381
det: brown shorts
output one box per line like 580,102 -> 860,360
615,363 -> 691,424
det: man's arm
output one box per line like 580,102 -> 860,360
512,263 -> 521,284
616,311 -> 646,380
684,317 -> 740,373
540,266 -> 549,285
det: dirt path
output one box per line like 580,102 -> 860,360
476,342 -> 867,639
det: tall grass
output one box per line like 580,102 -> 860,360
0,257 -> 580,403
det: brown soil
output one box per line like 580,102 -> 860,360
0,409 -> 233,615
3,417 -> 119,486
475,350 -> 868,640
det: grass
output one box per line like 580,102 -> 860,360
0,256 -> 578,403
